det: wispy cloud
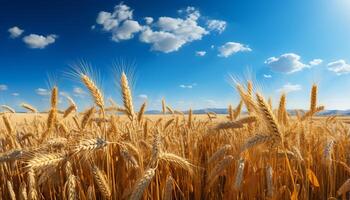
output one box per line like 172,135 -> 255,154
179,83 -> 197,89
73,87 -> 87,97
8,26 -> 24,38
263,74 -> 272,78
0,84 -> 8,91
204,99 -> 218,107
195,51 -> 206,56
11,93 -> 19,96
138,94 -> 148,99
206,19 -> 227,33
35,88 -> 50,96
23,34 -> 57,49
327,59 -> 350,75
218,42 -> 251,57
309,59 -> 323,66
276,83 -> 302,93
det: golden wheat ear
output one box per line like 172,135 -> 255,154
21,103 -> 38,113
81,74 -> 104,110
130,167 -> 156,200
137,102 -> 147,123
91,165 -> 112,199
310,84 -> 317,112
1,105 -> 15,113
120,72 -> 135,120
255,92 -> 281,139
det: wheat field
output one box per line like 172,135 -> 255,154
1,72 -> 350,200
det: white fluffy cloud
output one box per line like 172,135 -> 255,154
96,3 -> 142,42
179,83 -> 196,89
196,51 -> 206,56
327,59 -> 350,75
0,84 -> 8,91
206,19 -> 226,33
140,27 -> 186,52
218,42 -> 251,57
23,34 -> 57,49
277,83 -> 302,93
144,17 -> 153,24
97,3 -> 133,31
111,20 -> 142,41
95,4 -> 226,53
265,53 -> 308,73
35,88 -> 50,96
140,9 -> 208,53
309,59 -> 323,66
8,26 -> 24,38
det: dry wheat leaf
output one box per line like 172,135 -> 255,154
306,168 -> 320,187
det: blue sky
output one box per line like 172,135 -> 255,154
1,0 -> 350,111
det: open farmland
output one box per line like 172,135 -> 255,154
0,73 -> 350,200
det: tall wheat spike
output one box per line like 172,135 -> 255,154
81,107 -> 95,129
51,86 -> 58,109
278,93 -> 286,124
236,84 -> 257,114
162,98 -> 166,114
137,102 -> 147,123
256,92 -> 281,139
310,84 -> 317,113
188,108 -> 193,128
2,114 -> 13,134
228,104 -> 234,121
81,74 -> 104,110
233,100 -> 243,120
120,72 -> 135,120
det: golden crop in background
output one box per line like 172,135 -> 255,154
1,73 -> 350,200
